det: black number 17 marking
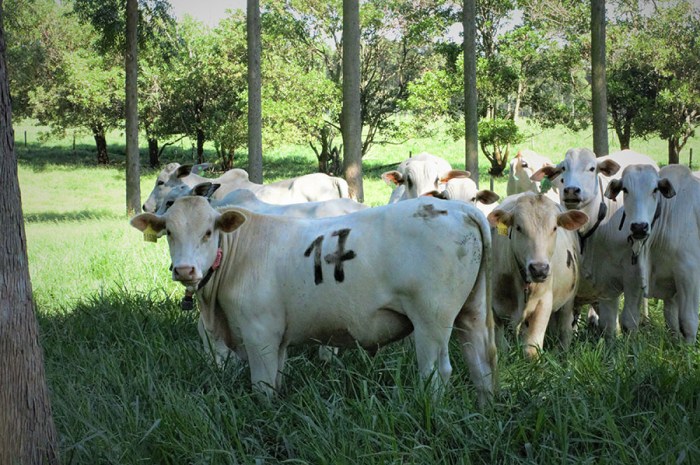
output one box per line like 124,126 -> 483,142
303,228 -> 357,285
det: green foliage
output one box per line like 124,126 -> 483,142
478,118 -> 523,176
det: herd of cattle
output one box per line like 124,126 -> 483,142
130,149 -> 700,405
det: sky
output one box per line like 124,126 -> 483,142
168,0 -> 245,27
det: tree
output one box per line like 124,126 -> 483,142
342,0 -> 363,201
125,0 -> 140,216
0,5 -> 60,462
591,0 -> 609,156
464,0 -> 479,185
247,0 -> 263,183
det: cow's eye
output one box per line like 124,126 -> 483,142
407,178 -> 414,189
653,187 -> 659,194
622,187 -> 628,194
434,177 -> 440,186
166,229 -> 171,236
515,225 -> 522,233
589,167 -> 595,172
521,162 -> 528,168
157,180 -> 165,186
204,230 -> 212,240
553,226 -> 558,233
561,167 -> 566,172
165,200 -> 174,210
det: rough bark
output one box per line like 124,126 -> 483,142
464,0 -> 479,186
0,7 -> 60,463
247,0 -> 263,183
125,0 -> 141,216
341,0 -> 364,202
591,0 -> 609,157
196,128 -> 205,164
668,137 -> 680,165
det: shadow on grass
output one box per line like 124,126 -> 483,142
24,209 -> 121,223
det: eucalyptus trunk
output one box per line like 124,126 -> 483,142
341,0 -> 363,201
125,0 -> 141,216
463,0 -> 479,186
591,0 -> 609,157
247,0 -> 263,183
0,10 -> 60,463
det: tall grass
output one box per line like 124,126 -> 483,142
16,122 -> 700,464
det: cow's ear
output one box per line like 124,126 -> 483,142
381,170 -> 404,186
217,210 -> 247,233
191,163 -> 211,174
658,178 -> 676,198
487,209 -> 512,227
440,170 -> 470,183
163,162 -> 180,174
191,182 -> 221,199
531,165 -> 561,182
422,190 -> 448,200
605,179 -> 623,200
476,190 -> 500,205
176,164 -> 193,178
130,213 -> 165,233
557,210 -> 589,231
598,159 -> 620,177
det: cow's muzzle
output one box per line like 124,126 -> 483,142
172,265 -> 202,285
630,222 -> 649,240
528,262 -> 550,283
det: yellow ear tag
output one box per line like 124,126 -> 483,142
143,224 -> 158,243
497,222 -> 509,237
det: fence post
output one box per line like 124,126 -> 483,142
24,131 -> 27,147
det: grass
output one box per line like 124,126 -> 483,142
15,121 -> 700,464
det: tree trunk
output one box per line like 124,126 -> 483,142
613,119 -> 631,150
0,11 -> 60,463
247,0 -> 263,183
463,0 -> 479,186
341,0 -> 364,202
196,128 -> 205,164
125,0 -> 140,216
94,126 -> 109,164
668,137 -> 680,165
148,137 -> 159,168
591,0 -> 609,157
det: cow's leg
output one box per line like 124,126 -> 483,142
677,280 -> 700,344
620,275 -> 644,332
454,307 -> 497,407
596,297 -> 620,340
197,314 -> 238,367
275,345 -> 289,391
521,297 -> 552,359
245,334 -> 283,397
662,295 -> 681,339
412,324 -> 452,392
552,300 -> 575,351
317,345 -> 339,362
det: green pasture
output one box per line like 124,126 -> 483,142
16,123 -> 700,464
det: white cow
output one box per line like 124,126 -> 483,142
605,164 -> 700,341
531,148 -> 659,337
507,149 -> 558,202
131,196 -> 497,405
487,193 -> 587,357
143,163 -> 249,213
155,183 -> 368,363
423,177 -> 500,216
144,163 -> 350,213
382,153 -> 469,203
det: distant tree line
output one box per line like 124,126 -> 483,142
6,0 -> 700,172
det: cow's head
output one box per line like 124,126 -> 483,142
142,162 -> 210,213
424,177 -> 499,207
509,149 -> 553,194
131,196 -> 246,289
531,148 -> 620,210
488,194 -> 588,283
382,156 -> 468,200
604,164 -> 675,241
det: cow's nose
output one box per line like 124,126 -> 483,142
563,186 -> 581,197
173,266 -> 197,280
528,263 -> 550,282
630,222 -> 649,239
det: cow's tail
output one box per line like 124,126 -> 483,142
336,177 -> 351,199
467,208 -> 497,388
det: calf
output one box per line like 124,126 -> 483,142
424,177 -> 500,216
605,164 -> 700,341
507,149 -> 558,202
131,196 -> 496,405
487,193 -> 587,357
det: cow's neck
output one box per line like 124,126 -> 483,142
577,177 -> 608,253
